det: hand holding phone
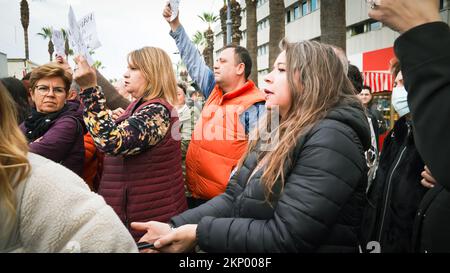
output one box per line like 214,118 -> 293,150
137,241 -> 156,250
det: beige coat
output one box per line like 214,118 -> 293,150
0,153 -> 138,253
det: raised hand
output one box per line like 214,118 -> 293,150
162,1 -> 181,32
73,55 -> 98,91
55,54 -> 73,75
367,0 -> 441,33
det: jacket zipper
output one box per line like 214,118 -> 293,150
377,124 -> 411,242
123,187 -> 129,229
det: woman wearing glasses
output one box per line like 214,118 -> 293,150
20,63 -> 86,176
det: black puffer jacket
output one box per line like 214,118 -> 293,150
171,103 -> 370,252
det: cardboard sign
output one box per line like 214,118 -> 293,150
67,6 -> 94,65
78,12 -> 102,50
51,29 -> 66,58
169,0 -> 180,22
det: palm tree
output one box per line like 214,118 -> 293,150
61,29 -> 71,57
20,0 -> 30,60
192,31 -> 206,51
220,0 -> 242,46
268,0 -> 285,70
220,1 -> 228,47
37,27 -> 54,61
92,60 -> 105,70
230,0 -> 242,45
245,0 -> 258,82
320,0 -> 346,50
198,12 -> 219,69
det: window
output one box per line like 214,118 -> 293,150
294,5 -> 300,19
349,20 -> 384,37
286,10 -> 291,23
351,24 -> 365,36
258,69 -> 270,79
257,18 -> 269,31
257,44 -> 268,56
257,0 -> 268,8
310,0 -> 318,11
369,21 -> 382,31
301,0 -> 309,16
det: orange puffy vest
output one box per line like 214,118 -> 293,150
185,80 -> 265,200
82,133 -> 103,191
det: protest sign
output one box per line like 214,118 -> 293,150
51,29 -> 66,58
67,6 -> 94,65
170,0 -> 180,21
78,12 -> 102,50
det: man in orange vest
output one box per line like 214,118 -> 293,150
164,4 -> 266,208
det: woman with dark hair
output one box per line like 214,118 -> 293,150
361,60 -> 428,252
0,77 -> 31,124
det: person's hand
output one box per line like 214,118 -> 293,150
421,165 -> 437,189
131,221 -> 173,253
367,0 -> 441,33
153,224 -> 198,253
162,1 -> 181,32
55,54 -> 73,75
73,55 -> 98,90
111,107 -> 125,120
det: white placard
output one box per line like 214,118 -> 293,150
78,12 -> 102,50
169,0 -> 180,22
51,29 -> 66,58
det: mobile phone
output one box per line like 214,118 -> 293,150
137,242 -> 155,250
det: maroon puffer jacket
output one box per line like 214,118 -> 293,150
99,98 -> 187,241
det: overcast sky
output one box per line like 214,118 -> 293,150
0,0 -> 223,80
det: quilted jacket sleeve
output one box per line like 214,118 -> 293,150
195,121 -> 366,252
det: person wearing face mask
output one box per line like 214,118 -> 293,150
360,59 -> 428,252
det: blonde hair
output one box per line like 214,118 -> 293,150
29,63 -> 72,92
0,82 -> 31,231
128,47 -> 178,106
240,40 -> 361,202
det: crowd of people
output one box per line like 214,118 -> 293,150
0,0 -> 449,253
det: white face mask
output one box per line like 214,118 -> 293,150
392,86 -> 410,117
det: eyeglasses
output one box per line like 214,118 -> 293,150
35,85 -> 67,96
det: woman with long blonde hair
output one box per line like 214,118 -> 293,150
0,82 -> 137,252
131,40 -> 371,253
0,82 -> 30,241
74,47 -> 187,241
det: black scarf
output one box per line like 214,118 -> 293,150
24,104 -> 69,142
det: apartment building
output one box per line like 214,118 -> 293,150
213,0 -> 449,129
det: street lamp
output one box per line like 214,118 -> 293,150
226,0 -> 232,45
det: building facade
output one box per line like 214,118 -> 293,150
7,58 -> 39,79
213,0 -> 449,130
0,52 -> 8,78
213,0 -> 449,86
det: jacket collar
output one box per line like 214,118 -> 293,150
216,80 -> 256,105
